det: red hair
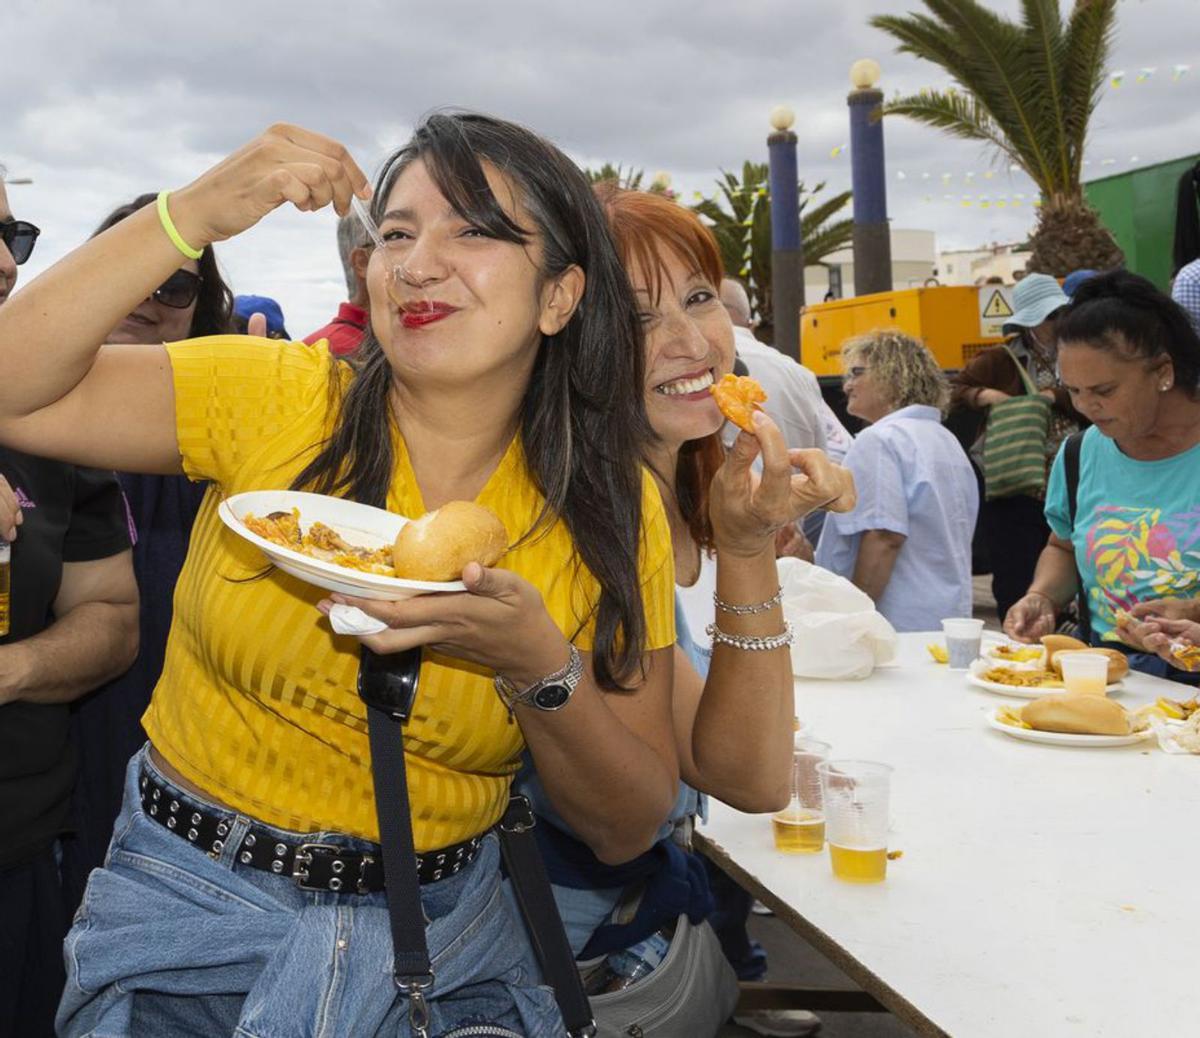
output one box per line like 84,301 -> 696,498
596,184 -> 726,551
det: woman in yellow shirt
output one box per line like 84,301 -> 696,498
0,116 -> 678,1037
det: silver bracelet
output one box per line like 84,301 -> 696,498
706,621 -> 793,652
713,587 -> 783,616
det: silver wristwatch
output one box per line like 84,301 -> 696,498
493,645 -> 584,713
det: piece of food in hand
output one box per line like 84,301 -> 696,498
927,643 -> 949,664
1114,608 -> 1134,627
710,373 -> 767,432
391,501 -> 508,581
1039,633 -> 1088,665
1049,648 -> 1129,684
1169,641 -> 1200,669
1020,693 -> 1132,736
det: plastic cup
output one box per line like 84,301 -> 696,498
1059,652 -> 1109,695
773,739 -> 830,854
817,760 -> 893,883
942,617 -> 985,670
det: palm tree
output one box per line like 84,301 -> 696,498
582,163 -> 646,190
871,0 -> 1123,275
692,162 -> 853,329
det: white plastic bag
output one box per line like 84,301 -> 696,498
778,557 -> 897,680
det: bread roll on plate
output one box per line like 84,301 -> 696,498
392,501 -> 508,582
1039,633 -> 1088,665
1021,693 -> 1131,736
1049,648 -> 1129,684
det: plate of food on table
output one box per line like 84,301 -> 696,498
966,635 -> 1128,697
987,692 -> 1154,747
219,490 -> 508,600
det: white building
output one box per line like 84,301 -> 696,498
935,241 -> 1032,286
806,228 -> 938,300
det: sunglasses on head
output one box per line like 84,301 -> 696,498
153,269 -> 203,309
1,219 -> 40,265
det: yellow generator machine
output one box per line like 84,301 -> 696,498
800,284 -> 1013,378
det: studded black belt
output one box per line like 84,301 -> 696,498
138,767 -> 484,891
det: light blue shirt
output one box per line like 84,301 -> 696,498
1045,425 -> 1200,643
815,405 -> 979,632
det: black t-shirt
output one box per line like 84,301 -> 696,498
0,447 -> 132,867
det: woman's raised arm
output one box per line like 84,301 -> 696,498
0,124 -> 368,472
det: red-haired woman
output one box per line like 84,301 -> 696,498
516,186 -> 853,1036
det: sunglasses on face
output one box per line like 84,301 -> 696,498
844,366 -> 870,382
0,219 -> 40,265
153,269 -> 203,309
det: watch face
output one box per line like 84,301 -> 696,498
533,683 -> 571,711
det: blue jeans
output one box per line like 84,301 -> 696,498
58,746 -> 563,1037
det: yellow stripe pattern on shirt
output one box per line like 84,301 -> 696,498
142,336 -> 675,850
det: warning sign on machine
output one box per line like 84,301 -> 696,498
978,286 -> 1015,337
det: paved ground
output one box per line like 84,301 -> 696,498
716,579 -> 1000,1036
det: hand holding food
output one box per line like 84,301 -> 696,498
1137,616 -> 1200,672
1002,593 -> 1057,643
710,373 -> 767,432
709,411 -> 855,557
321,563 -> 571,686
1129,598 -> 1200,625
171,124 -> 370,248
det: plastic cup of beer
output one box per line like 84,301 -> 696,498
772,739 -> 831,854
941,617 -> 984,670
817,760 -> 893,883
1059,652 -> 1109,695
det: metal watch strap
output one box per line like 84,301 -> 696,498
494,644 -> 583,711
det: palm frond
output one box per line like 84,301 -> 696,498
1061,0 -> 1118,183
1019,0 -> 1069,187
874,1 -> 1058,190
801,190 -> 854,236
882,90 -> 1025,172
803,219 -> 855,265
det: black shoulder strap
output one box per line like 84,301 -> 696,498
358,647 -> 595,1038
1062,431 -> 1091,642
1064,430 -> 1084,529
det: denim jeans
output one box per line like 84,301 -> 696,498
58,745 -> 563,1037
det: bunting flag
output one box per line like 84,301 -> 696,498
1110,70 -> 1126,88
830,143 -> 848,158
1136,67 -> 1157,83
896,170 -> 907,180
1173,64 -> 1191,81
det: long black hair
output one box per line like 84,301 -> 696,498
291,112 -> 654,691
1058,269 -> 1200,396
92,193 -> 236,336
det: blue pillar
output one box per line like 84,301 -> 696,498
848,86 -> 892,296
768,127 -> 804,361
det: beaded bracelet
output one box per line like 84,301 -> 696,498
713,587 -> 783,616
706,621 -> 793,652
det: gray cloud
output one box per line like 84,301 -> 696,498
5,0 -> 1197,334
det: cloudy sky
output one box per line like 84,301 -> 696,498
4,0 -> 1198,335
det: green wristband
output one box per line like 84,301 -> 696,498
156,190 -> 203,261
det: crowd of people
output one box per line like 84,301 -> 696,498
0,114 -> 1198,1038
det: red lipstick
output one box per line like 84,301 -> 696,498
400,300 -> 457,329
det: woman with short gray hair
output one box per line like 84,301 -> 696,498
815,330 -> 979,631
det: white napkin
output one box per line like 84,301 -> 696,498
328,603 -> 388,637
